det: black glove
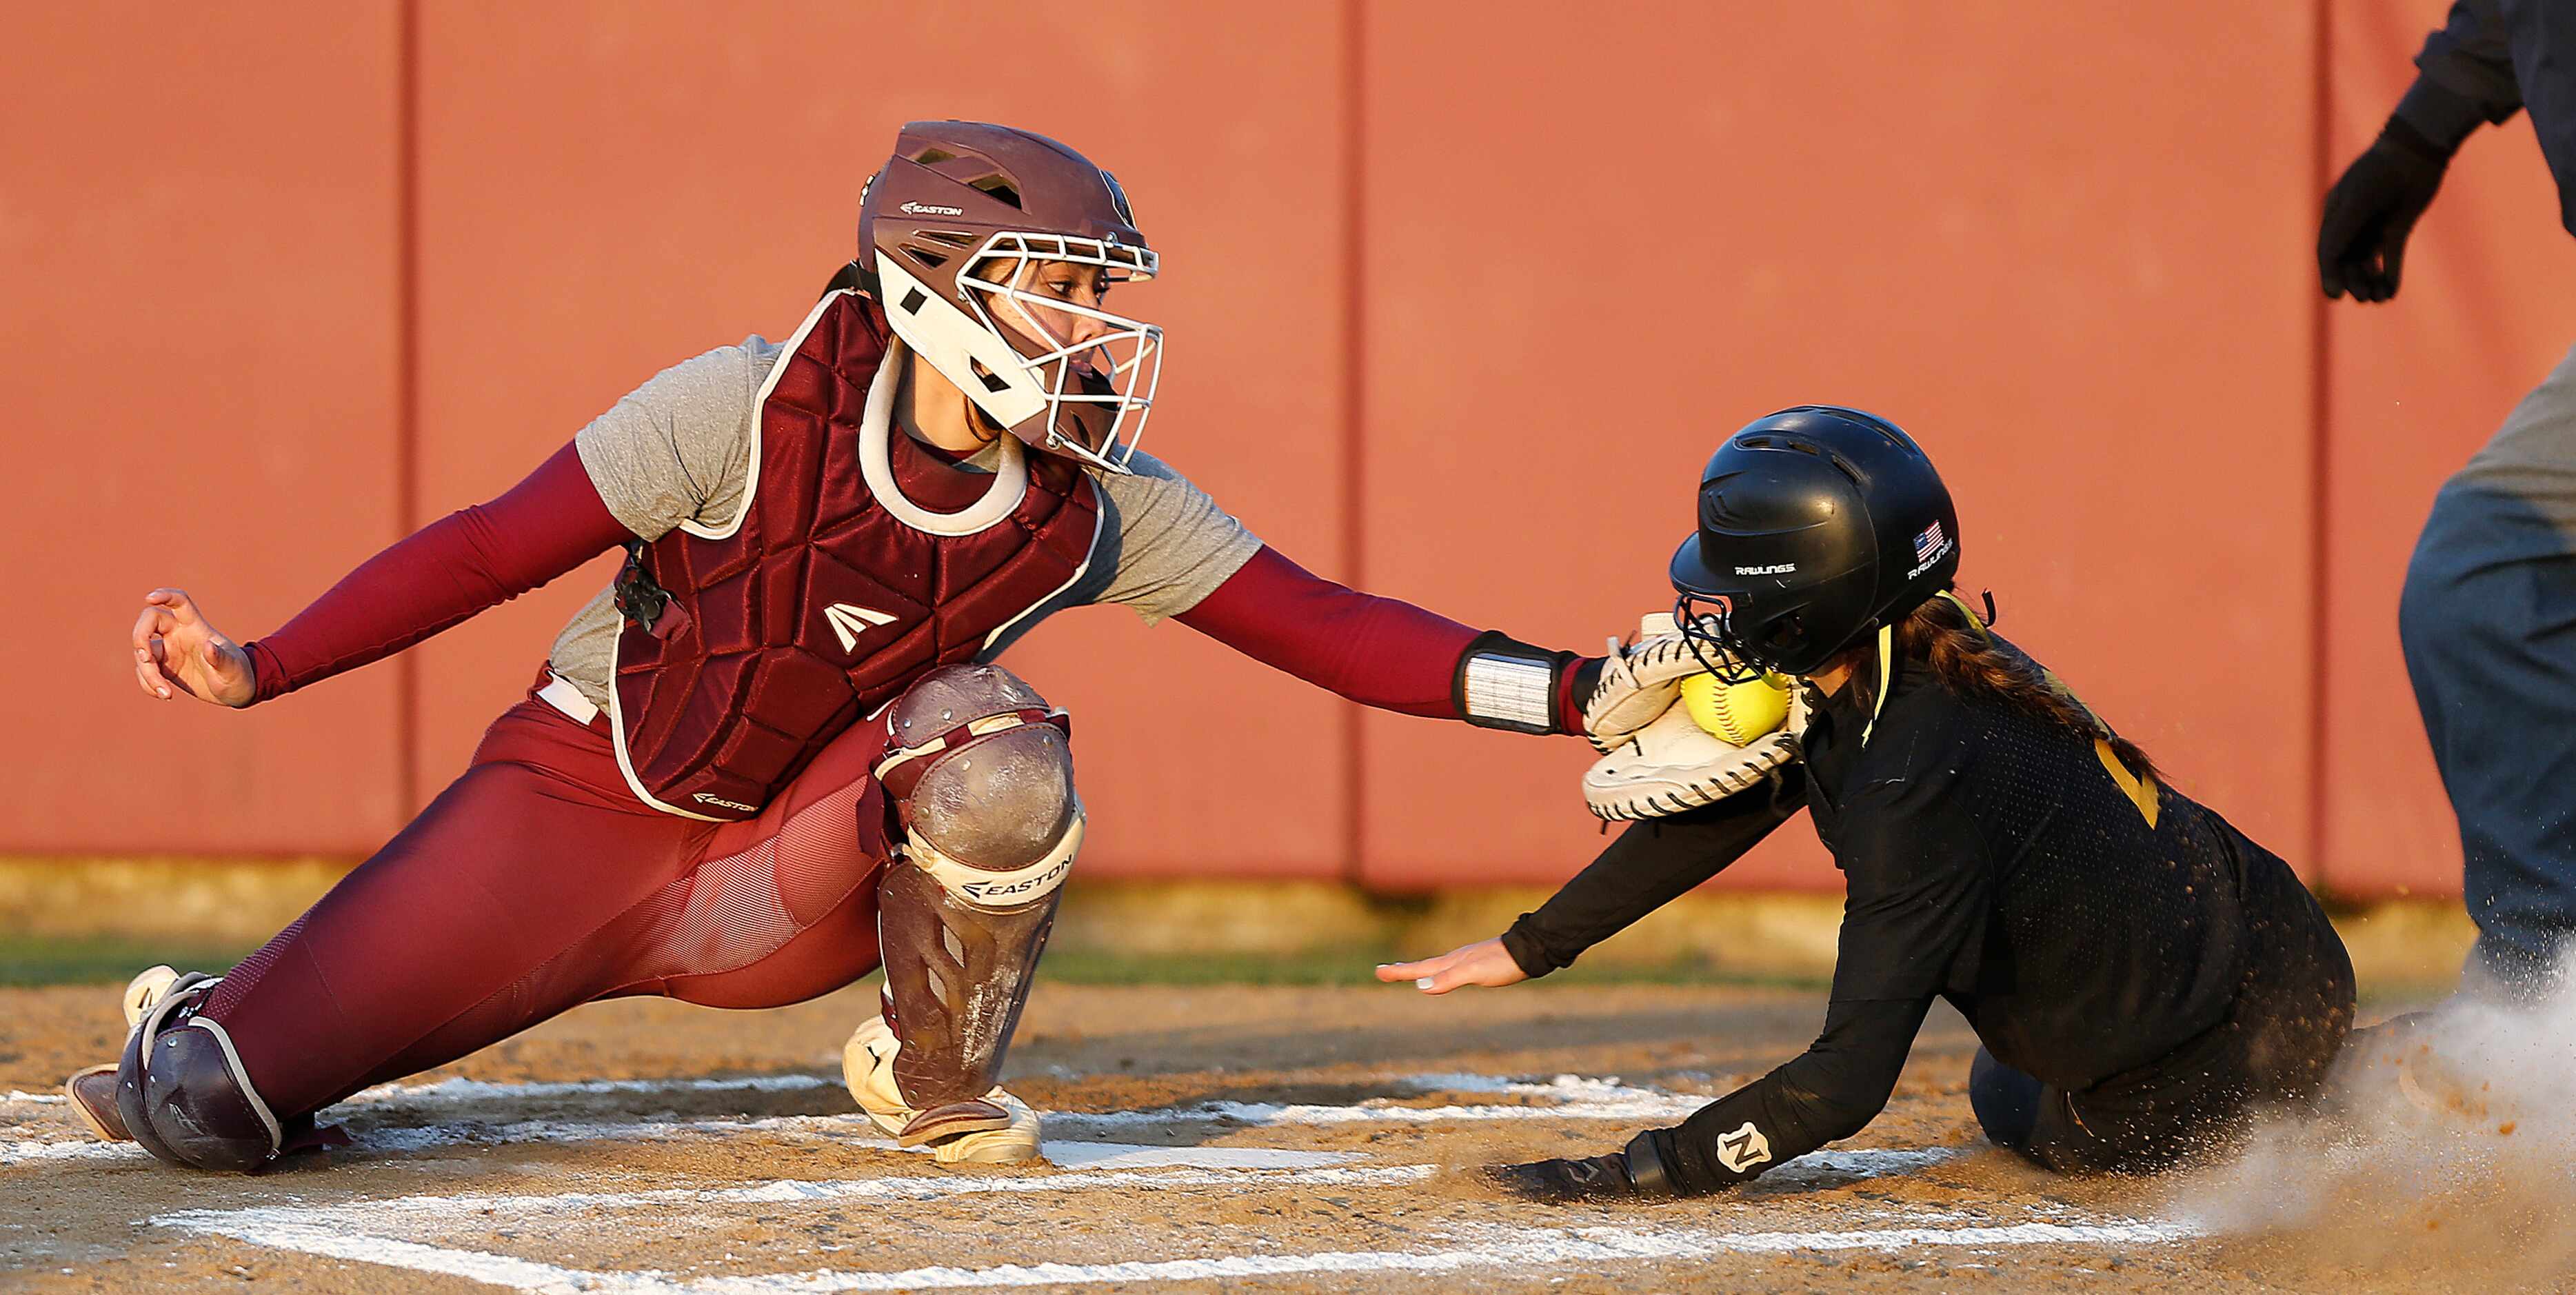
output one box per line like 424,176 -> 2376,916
2318,116 -> 2452,303
1483,1130 -> 1680,1203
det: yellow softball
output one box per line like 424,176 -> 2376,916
1679,671 -> 1791,745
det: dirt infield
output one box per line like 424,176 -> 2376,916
1,981 -> 2562,1293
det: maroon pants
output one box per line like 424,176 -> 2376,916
201,685 -> 897,1120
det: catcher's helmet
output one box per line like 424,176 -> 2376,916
858,121 -> 1160,474
1667,406 -> 1958,679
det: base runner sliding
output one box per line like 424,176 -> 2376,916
85,121 -> 1614,1174
1382,407 -> 2361,1199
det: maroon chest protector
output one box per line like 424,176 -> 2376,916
608,292 -> 1101,820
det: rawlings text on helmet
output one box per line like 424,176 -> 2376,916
1905,519 -> 1955,581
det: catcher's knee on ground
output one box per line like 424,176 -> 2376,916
863,664 -> 1078,1150
112,972 -> 287,1173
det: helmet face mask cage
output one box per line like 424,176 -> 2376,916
956,231 -> 1163,473
1673,590 -> 1813,684
858,122 -> 1163,476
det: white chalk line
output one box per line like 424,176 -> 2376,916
1046,1070 -> 1711,1132
3,1070 -> 1671,1114
159,1163 -> 1438,1234
0,1139 -> 131,1165
1396,1072 -> 1671,1101
148,1146 -> 1953,1234
152,1221 -> 620,1294
8,1103 -> 1677,1166
1,1121 -> 1358,1171
161,1207 -> 2195,1293
152,1165 -> 1457,1291
0,1073 -> 835,1113
1051,1094 -> 1707,1130
101,1072 -> 2024,1292
1746,1147 -> 1963,1187
5,1071 -> 1718,1167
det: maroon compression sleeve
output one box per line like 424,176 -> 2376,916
1177,545 -> 1589,730
243,441 -> 629,703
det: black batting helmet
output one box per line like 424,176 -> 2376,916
1668,406 -> 1958,679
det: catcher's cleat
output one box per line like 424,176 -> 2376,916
65,1065 -> 128,1142
843,1014 -> 1043,1165
59,966 -> 185,1143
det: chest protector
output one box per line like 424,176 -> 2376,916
608,291 -> 1102,821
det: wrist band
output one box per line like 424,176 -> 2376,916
1456,632 -> 1564,734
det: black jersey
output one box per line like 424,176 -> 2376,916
1503,638 -> 2350,1192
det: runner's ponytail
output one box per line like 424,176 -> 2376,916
1846,590 -> 2160,781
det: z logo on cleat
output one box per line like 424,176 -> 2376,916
1716,1120 -> 1772,1174
823,603 -> 898,652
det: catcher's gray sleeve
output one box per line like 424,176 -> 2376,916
572,339 -> 772,541
1079,448 -> 1262,623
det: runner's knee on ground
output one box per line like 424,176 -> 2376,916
1969,1048 -> 2042,1151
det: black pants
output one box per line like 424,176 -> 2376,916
1973,861 -> 2357,1174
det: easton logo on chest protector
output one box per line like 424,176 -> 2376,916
823,603 -> 899,652
605,292 -> 1102,822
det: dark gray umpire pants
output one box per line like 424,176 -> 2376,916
2399,341 -> 2576,993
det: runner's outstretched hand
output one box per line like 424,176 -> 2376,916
131,588 -> 254,707
1376,937 -> 1526,995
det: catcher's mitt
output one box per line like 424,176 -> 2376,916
1579,612 -> 1766,754
1581,682 -> 1808,821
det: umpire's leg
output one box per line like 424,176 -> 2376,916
2398,343 -> 2576,994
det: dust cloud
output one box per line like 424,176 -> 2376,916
2174,954 -> 2576,1286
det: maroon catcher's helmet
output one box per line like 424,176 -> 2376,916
858,121 -> 1160,474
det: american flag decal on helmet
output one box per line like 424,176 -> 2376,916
1914,520 -> 1947,563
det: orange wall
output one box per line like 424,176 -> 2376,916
5,1 -> 2563,897
3,6 -> 407,854
1357,0 -> 2321,887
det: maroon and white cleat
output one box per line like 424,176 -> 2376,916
64,1064 -> 129,1142
843,1015 -> 1043,1165
59,965 -> 188,1143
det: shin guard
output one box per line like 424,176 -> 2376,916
874,862 -> 1061,1142
871,664 -> 1080,1145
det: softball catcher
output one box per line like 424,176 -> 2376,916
90,121 -> 1615,1172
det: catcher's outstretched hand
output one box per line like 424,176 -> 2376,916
1377,937 -> 1525,995
132,588 -> 254,707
